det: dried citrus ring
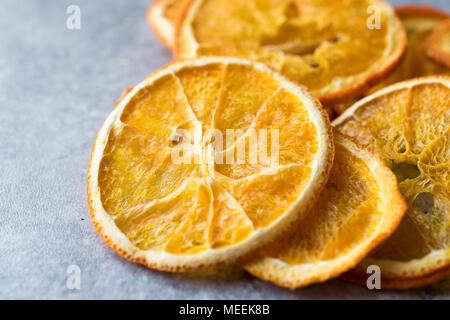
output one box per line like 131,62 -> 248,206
425,19 -> 450,68
333,76 -> 450,289
175,0 -> 406,106
87,57 -> 333,271
331,5 -> 450,115
242,131 -> 406,289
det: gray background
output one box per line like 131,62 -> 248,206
1,0 -> 449,300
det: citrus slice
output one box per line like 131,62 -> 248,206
147,0 -> 187,49
175,0 -> 406,106
87,57 -> 333,271
425,19 -> 450,68
333,76 -> 450,289
331,5 -> 450,114
242,131 -> 406,289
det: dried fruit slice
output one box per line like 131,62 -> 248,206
331,5 -> 450,114
147,0 -> 187,48
175,0 -> 406,106
426,19 -> 450,68
242,132 -> 406,289
333,76 -> 450,289
87,57 -> 333,271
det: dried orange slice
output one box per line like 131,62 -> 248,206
147,0 -> 187,49
331,5 -> 450,114
175,0 -> 406,106
426,19 -> 450,68
242,132 -> 406,289
87,57 -> 333,271
334,76 -> 450,289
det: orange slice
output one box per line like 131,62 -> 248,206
175,0 -> 406,106
147,0 -> 187,49
242,131 -> 406,289
425,19 -> 450,68
331,5 -> 450,114
333,76 -> 450,289
87,57 -> 333,271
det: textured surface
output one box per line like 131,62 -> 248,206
0,0 -> 449,299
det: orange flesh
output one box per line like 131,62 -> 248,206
163,0 -> 186,24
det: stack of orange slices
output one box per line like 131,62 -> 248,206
87,1 -> 450,291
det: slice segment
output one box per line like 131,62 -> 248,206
333,76 -> 450,289
242,132 -> 406,289
87,57 -> 333,271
